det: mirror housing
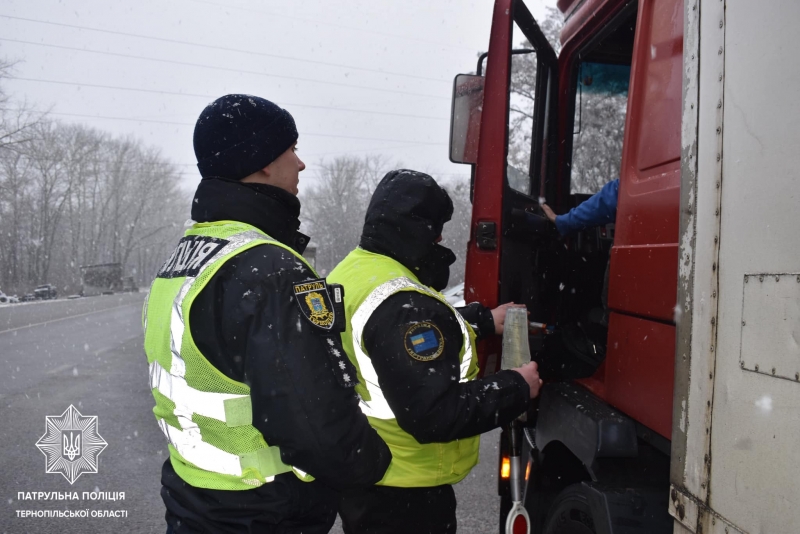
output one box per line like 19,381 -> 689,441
449,74 -> 485,165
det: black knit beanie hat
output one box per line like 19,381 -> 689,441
193,94 -> 298,180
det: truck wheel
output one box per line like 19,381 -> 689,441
542,484 -> 596,534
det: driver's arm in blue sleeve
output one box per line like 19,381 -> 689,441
555,178 -> 619,236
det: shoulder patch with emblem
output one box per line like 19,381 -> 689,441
293,279 -> 335,331
404,322 -> 445,362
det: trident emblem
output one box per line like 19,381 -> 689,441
62,430 -> 81,461
37,405 -> 107,484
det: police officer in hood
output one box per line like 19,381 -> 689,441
328,169 -> 542,534
143,94 -> 391,534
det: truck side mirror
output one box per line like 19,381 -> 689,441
449,74 -> 485,165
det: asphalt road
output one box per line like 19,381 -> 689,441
0,295 -> 502,534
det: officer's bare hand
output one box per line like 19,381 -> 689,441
491,302 -> 527,334
513,361 -> 543,399
541,203 -> 557,223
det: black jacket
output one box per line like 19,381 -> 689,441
160,179 -> 391,533
358,170 -> 530,446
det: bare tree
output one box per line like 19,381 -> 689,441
440,179 -> 472,285
0,150 -> 30,288
570,90 -> 627,194
0,59 -> 44,152
0,57 -> 197,297
300,154 -> 472,290
300,155 -> 390,275
24,122 -> 75,283
0,118 -> 187,295
507,8 -> 565,179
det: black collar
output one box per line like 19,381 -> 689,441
191,178 -> 310,254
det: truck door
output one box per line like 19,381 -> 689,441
450,0 -> 558,375
451,2 -> 684,532
459,0 -> 682,439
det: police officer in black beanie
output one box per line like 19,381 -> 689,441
146,94 -> 391,534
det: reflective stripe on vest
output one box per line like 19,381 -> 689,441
350,276 -> 474,420
149,361 -> 251,477
151,229 -> 286,481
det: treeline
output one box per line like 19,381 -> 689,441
0,64 -> 187,295
0,120 -> 188,295
0,119 -> 471,297
1,57 -> 471,296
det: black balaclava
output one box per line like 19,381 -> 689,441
360,169 -> 456,291
193,94 -> 298,181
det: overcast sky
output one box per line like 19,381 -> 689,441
0,0 -> 558,192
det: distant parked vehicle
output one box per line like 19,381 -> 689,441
0,290 -> 20,304
19,293 -> 36,302
80,263 -> 123,296
121,276 -> 139,293
33,284 -> 58,300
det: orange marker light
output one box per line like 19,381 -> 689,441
501,456 -> 511,479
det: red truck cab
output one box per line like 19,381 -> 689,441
451,0 -> 683,531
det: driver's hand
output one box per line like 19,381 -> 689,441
541,203 -> 557,224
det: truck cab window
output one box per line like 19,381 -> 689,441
507,24 -> 538,196
568,9 -> 636,195
571,62 -> 630,194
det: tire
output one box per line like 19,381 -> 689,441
541,484 -> 597,534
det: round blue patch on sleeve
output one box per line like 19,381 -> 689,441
403,322 -> 445,362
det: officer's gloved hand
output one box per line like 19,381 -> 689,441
513,361 -> 542,399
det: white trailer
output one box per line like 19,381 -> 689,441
671,0 -> 800,532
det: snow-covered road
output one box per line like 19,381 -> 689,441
1,294 -> 502,533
